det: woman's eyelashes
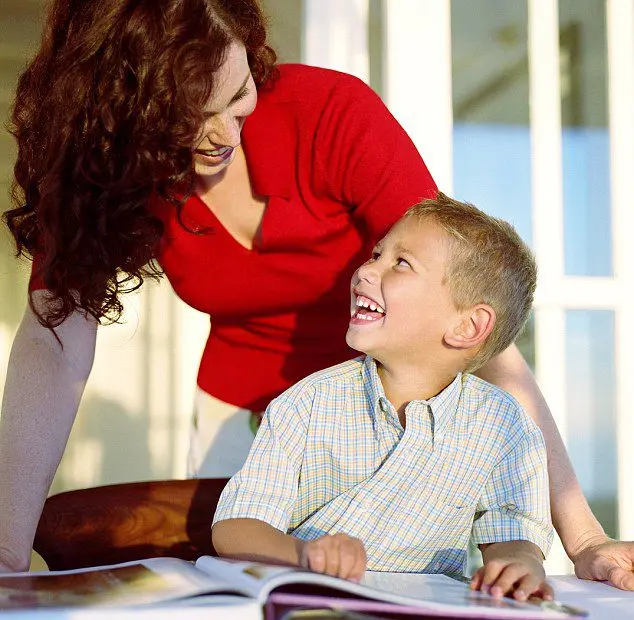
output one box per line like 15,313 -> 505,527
231,86 -> 250,103
202,85 -> 251,119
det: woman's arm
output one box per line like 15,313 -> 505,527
0,292 -> 97,571
476,345 -> 604,556
476,344 -> 634,590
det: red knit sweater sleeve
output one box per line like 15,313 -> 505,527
313,72 -> 437,240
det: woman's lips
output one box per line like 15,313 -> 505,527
194,146 -> 234,164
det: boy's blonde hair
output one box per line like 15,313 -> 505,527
404,192 -> 537,373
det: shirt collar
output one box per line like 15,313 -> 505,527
425,372 -> 464,434
361,355 -> 464,433
241,86 -> 293,200
361,355 -> 391,422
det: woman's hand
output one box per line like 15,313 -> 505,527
300,533 -> 367,582
572,536 -> 634,590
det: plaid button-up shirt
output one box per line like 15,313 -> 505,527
213,356 -> 553,573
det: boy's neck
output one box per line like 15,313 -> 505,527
375,358 -> 463,426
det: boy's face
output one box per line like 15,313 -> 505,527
346,217 -> 461,365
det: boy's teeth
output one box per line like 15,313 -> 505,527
354,312 -> 377,321
355,296 -> 385,313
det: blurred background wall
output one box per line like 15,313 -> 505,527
1,0 -> 633,575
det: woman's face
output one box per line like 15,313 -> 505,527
193,41 -> 257,178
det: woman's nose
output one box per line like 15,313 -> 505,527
205,112 -> 241,147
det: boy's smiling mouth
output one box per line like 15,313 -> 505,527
351,294 -> 386,323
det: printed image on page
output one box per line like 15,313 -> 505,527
0,565 -> 169,610
0,558 -> 227,610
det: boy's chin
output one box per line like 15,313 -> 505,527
345,330 -> 373,356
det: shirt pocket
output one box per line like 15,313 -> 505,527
380,495 -> 473,549
425,500 -> 475,537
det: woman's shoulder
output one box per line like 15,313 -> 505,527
261,63 -> 375,106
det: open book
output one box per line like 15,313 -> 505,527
0,556 -> 587,619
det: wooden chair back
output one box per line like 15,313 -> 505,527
33,478 -> 229,570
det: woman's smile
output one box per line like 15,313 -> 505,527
194,145 -> 235,165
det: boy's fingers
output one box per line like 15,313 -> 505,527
470,567 -> 485,590
488,564 -> 525,598
511,573 -> 542,601
528,580 -> 554,601
338,541 -> 358,579
350,542 -> 368,582
479,560 -> 506,593
324,540 -> 341,577
307,546 -> 326,573
305,535 -> 367,581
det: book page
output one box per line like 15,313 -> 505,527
194,556 -> 287,600
549,575 -> 634,616
364,573 -> 538,610
195,559 -> 577,617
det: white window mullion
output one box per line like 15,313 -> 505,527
607,0 -> 634,540
528,0 -> 570,574
302,0 -> 369,83
534,277 -> 617,309
529,0 -> 566,441
383,0 -> 453,193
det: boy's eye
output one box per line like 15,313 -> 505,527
369,251 -> 381,261
396,257 -> 411,268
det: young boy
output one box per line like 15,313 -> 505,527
212,193 -> 553,601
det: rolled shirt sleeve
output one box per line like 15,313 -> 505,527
471,421 -> 553,558
212,388 -> 312,532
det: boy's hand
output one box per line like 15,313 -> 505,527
473,542 -> 553,601
299,533 -> 367,582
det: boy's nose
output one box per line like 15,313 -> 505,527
357,263 -> 378,284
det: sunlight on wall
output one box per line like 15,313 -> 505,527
57,439 -> 103,489
50,283 -> 208,494
304,0 -> 369,82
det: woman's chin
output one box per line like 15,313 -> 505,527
193,153 -> 235,178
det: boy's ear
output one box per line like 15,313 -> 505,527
444,304 -> 496,350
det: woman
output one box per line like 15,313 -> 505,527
1,0 -> 633,588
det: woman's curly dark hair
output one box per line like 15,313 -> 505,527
4,0 -> 276,328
